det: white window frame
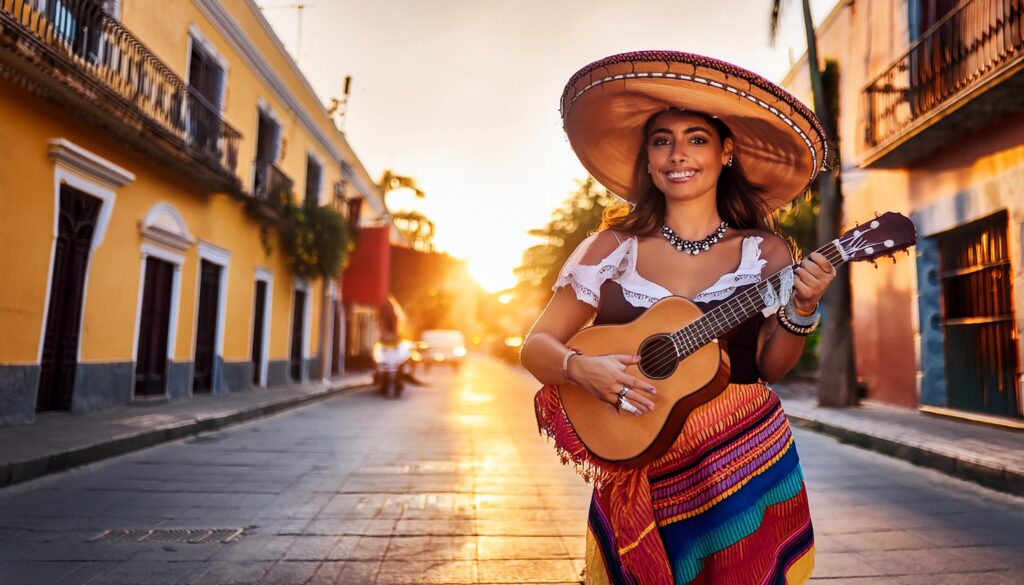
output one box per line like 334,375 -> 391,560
194,241 -> 231,390
40,139 -> 133,364
289,278 -> 312,381
252,267 -> 274,387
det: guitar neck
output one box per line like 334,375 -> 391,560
670,239 -> 846,353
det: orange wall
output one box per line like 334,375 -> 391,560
783,0 -> 1024,409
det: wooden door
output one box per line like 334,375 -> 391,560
193,260 -> 221,393
37,185 -> 101,412
290,290 -> 306,382
135,257 -> 174,396
250,280 -> 267,385
330,299 -> 341,377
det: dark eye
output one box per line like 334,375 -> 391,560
691,136 -> 708,145
650,137 -> 671,146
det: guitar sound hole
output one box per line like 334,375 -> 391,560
638,335 -> 679,380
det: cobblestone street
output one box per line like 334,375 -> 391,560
1,355 -> 1022,584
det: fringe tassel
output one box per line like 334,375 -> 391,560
534,384 -> 673,584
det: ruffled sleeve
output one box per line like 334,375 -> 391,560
552,231 -> 632,308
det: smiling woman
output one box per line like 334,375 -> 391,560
521,51 -> 833,585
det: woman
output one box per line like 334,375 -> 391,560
521,52 -> 834,584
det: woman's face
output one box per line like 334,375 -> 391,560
645,110 -> 733,204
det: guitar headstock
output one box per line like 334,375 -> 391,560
838,212 -> 917,263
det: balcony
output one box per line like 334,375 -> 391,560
862,0 -> 1024,168
251,159 -> 293,216
0,0 -> 241,192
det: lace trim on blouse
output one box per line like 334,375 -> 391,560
553,233 -> 768,309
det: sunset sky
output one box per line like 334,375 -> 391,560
261,0 -> 839,292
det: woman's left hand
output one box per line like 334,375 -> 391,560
793,252 -> 835,312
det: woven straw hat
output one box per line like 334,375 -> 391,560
561,51 -> 828,210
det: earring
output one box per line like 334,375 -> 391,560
647,164 -> 652,174
726,155 -> 734,167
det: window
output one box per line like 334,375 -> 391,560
187,42 -> 224,111
935,211 -> 1020,418
304,155 -> 322,207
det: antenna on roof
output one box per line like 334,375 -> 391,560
258,3 -> 312,64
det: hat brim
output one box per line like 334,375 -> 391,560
561,51 -> 827,210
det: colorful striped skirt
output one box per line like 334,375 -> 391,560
535,382 -> 814,585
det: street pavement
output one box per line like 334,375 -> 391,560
0,355 -> 1022,584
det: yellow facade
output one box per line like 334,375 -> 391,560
0,0 -> 383,425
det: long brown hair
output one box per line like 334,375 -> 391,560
600,109 -> 778,237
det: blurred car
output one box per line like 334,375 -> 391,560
420,329 -> 467,369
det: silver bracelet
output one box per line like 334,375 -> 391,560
562,349 -> 581,384
784,299 -> 820,327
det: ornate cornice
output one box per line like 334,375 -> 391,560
48,138 -> 135,188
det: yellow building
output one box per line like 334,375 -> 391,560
0,0 -> 385,426
782,0 -> 1024,424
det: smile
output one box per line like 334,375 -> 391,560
665,169 -> 699,182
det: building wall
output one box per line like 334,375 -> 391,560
782,0 -> 1024,414
0,0 -> 389,425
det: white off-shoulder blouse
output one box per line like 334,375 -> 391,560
553,232 -> 778,315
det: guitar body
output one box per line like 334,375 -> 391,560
560,296 -> 732,468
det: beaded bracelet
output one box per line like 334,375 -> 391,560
562,349 -> 581,384
777,304 -> 820,336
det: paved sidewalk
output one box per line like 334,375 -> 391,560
0,372 -> 373,488
774,380 -> 1024,497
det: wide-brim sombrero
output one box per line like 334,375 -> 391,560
561,51 -> 828,210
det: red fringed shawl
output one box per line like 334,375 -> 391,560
535,383 -> 674,585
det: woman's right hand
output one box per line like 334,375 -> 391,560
566,354 -> 658,415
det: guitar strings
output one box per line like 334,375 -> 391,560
647,244 -> 847,372
635,245 -> 845,377
639,244 -> 845,375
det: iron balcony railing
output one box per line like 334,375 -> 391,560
253,159 -> 294,206
1,0 -> 240,178
863,0 -> 1024,149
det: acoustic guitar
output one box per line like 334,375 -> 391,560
558,212 -> 918,468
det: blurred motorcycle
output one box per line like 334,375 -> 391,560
372,340 -> 413,399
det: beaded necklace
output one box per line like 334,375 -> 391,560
661,222 -> 728,255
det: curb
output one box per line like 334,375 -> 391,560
0,379 -> 374,489
786,413 -> 1024,497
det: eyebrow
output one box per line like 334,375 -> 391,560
649,126 -> 712,136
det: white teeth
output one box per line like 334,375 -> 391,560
667,170 -> 697,179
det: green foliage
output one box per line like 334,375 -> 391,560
515,177 -> 619,294
279,200 -> 355,279
775,192 -> 819,259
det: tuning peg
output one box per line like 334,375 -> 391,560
874,211 -> 881,218
872,260 -> 878,269
891,255 -> 896,264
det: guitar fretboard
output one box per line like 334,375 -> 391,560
668,240 -> 845,358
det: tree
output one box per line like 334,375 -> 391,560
515,177 -> 619,298
392,210 -> 436,253
770,1 -> 857,406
